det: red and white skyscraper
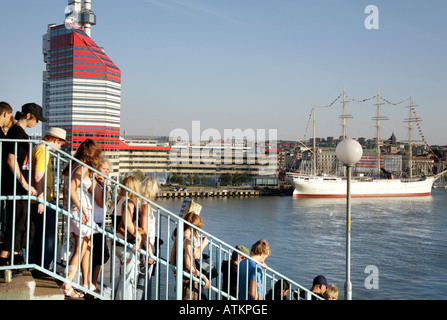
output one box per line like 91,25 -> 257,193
42,0 -> 121,152
41,1 -> 276,183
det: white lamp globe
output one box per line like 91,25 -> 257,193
336,139 -> 363,166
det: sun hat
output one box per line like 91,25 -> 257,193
45,127 -> 67,142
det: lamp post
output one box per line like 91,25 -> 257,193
335,139 -> 363,300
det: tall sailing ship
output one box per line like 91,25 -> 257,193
287,173 -> 442,198
287,91 -> 446,198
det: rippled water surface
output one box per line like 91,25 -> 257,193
157,189 -> 447,300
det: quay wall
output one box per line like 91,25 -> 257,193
158,187 -> 292,198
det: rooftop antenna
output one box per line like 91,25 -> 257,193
66,0 -> 96,37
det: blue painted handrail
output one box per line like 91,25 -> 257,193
0,138 -> 321,300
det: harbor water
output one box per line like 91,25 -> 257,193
157,189 -> 447,300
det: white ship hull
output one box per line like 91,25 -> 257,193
287,174 -> 436,198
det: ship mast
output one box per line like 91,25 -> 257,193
339,89 -> 352,140
339,89 -> 352,177
372,91 -> 388,177
409,97 -> 413,178
313,105 -> 316,175
403,96 -> 421,178
339,89 -> 353,140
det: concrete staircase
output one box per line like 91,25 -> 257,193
0,270 -> 65,300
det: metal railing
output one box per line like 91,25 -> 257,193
0,138 -> 321,300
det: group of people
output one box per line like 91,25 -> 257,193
219,239 -> 338,300
175,222 -> 337,301
58,140 -> 160,300
217,237 -> 338,301
104,174 -> 160,300
0,101 -> 64,274
304,275 -> 338,300
0,101 -> 160,300
0,101 -> 339,301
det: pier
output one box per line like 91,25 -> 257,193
158,186 -> 292,198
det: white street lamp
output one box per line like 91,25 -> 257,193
336,139 -> 363,300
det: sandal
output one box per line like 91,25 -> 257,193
83,283 -> 98,293
61,287 -> 84,298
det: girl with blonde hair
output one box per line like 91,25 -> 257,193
90,157 -> 111,289
114,175 -> 143,300
136,176 -> 159,299
182,212 -> 210,300
138,176 -> 159,255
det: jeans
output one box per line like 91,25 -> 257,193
29,204 -> 56,269
136,263 -> 154,300
115,245 -> 138,300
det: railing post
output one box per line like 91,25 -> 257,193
175,219 -> 184,300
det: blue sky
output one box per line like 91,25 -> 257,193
1,0 -> 446,145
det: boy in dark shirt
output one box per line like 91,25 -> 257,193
0,103 -> 47,270
0,101 -> 13,241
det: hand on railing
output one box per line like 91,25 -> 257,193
201,235 -> 209,248
24,183 -> 38,196
203,276 -> 210,289
135,235 -> 143,251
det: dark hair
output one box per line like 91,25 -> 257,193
14,111 -> 36,121
0,101 -> 13,114
266,279 -> 290,300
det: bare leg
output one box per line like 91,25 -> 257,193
61,235 -> 85,298
81,236 -> 94,289
92,265 -> 102,287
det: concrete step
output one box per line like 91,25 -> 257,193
0,269 -> 65,300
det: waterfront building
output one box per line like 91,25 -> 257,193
297,147 -> 404,177
355,152 -> 403,177
167,142 -> 278,186
118,137 -> 171,182
405,155 -> 435,176
318,150 -> 338,175
41,1 -> 278,185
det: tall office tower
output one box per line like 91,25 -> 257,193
42,0 -> 121,153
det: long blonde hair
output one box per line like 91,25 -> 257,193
140,176 -> 159,202
118,175 -> 140,202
